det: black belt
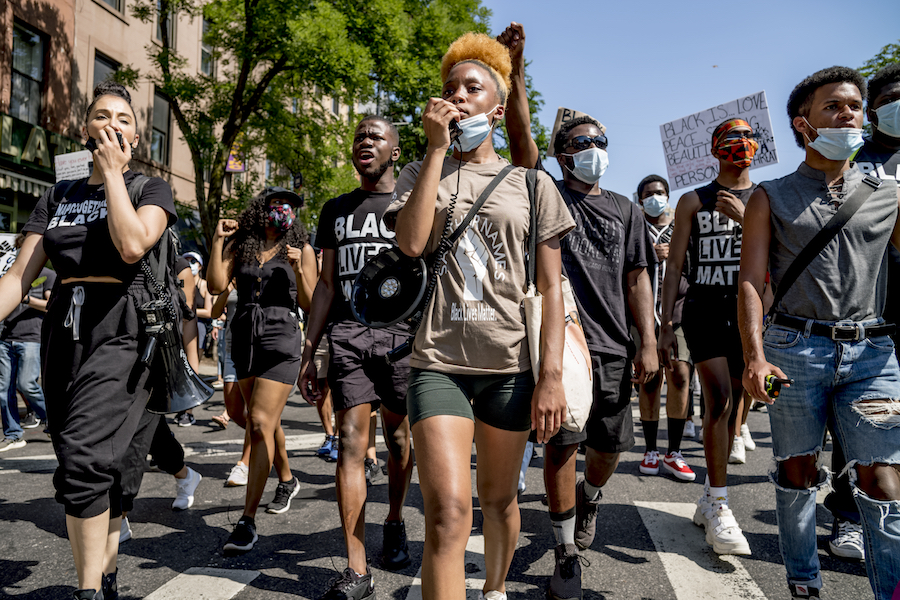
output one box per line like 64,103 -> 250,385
772,314 -> 896,341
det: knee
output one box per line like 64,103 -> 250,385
247,413 -> 274,440
479,491 -> 518,523
337,421 -> 368,459
854,464 -> 900,501
705,394 -> 731,421
669,363 -> 690,390
385,424 -> 410,457
544,444 -> 576,470
426,496 -> 471,547
774,456 -> 823,490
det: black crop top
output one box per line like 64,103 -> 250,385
234,255 -> 298,310
23,171 -> 177,281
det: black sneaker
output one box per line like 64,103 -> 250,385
73,589 -> 103,600
102,569 -> 118,600
364,458 -> 382,486
224,516 -> 258,554
21,412 -> 40,429
574,479 -> 601,550
382,520 -> 411,570
548,543 -> 588,600
175,411 -> 196,427
266,476 -> 300,514
789,583 -> 821,599
41,419 -> 50,438
318,568 -> 375,600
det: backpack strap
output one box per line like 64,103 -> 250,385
525,169 -> 538,288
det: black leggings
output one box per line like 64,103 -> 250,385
120,410 -> 186,513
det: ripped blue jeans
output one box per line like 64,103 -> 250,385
763,318 -> 900,600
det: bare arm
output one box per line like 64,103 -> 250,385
288,243 -> 318,312
497,22 -> 539,169
658,192 -> 698,369
394,98 -> 461,257
738,187 -> 788,402
299,248 -> 338,403
210,280 -> 233,320
195,279 -> 213,319
627,267 -> 658,384
207,219 -> 238,294
532,235 -> 566,443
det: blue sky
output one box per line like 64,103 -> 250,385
483,0 -> 900,203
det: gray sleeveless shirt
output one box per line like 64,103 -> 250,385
760,162 -> 898,322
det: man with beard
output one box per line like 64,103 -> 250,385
300,116 -> 414,599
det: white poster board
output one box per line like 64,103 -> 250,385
547,107 -> 603,158
659,91 -> 778,191
0,234 -> 18,277
54,150 -> 92,182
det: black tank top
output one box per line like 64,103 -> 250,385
234,255 -> 298,310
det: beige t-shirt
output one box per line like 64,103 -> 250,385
387,156 -> 575,375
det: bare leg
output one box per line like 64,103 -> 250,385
66,511 -> 111,591
336,403 -> 374,574
316,382 -> 334,437
543,444 -> 578,513
274,423 -> 292,482
367,411 -> 378,463
695,358 -> 738,488
380,406 -> 412,523
584,448 -> 621,488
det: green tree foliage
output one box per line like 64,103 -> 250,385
860,40 -> 900,78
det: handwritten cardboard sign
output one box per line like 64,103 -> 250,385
54,150 -> 92,182
547,107 -> 605,158
0,234 -> 18,277
659,91 -> 778,191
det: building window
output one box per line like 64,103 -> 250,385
332,97 -> 340,115
10,22 -> 45,126
93,51 -> 119,90
156,1 -> 176,47
151,90 -> 170,165
97,0 -> 123,13
200,18 -> 215,76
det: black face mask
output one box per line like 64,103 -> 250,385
85,132 -> 125,153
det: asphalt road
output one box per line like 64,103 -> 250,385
0,388 -> 874,600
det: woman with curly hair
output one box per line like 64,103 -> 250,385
386,32 -> 574,600
208,187 -> 317,553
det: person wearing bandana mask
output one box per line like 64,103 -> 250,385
659,118 -> 759,558
498,22 -> 657,597
740,66 -> 900,600
208,187 -> 318,555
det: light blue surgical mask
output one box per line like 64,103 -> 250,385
874,99 -> 900,138
803,117 -> 864,160
642,193 -> 669,217
565,147 -> 609,184
453,105 -> 499,152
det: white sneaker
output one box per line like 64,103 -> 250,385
684,420 -> 696,438
828,519 -> 865,560
172,467 -> 202,510
694,497 -> 750,555
479,591 -> 507,600
226,462 -> 249,487
120,516 -> 132,543
728,435 -> 746,464
740,424 -> 756,451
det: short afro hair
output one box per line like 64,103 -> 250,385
787,66 -> 865,148
85,80 -> 136,121
637,174 -> 669,199
554,116 -> 606,156
357,115 -> 400,145
441,33 -> 512,105
868,63 -> 900,104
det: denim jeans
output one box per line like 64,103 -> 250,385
0,340 -> 47,440
763,318 -> 900,600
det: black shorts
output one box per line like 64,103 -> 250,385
327,320 -> 409,415
542,353 -> 635,453
42,282 -> 155,519
681,294 -> 744,378
230,304 -> 303,384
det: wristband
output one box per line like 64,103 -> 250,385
21,295 -> 30,306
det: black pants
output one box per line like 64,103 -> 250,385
120,409 -> 186,513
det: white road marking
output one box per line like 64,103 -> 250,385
635,501 -> 767,600
404,534 -> 487,600
143,567 -> 259,600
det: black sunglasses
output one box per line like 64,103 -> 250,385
566,134 -> 608,151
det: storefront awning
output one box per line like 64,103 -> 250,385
0,168 -> 52,198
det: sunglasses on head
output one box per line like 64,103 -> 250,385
566,134 -> 608,152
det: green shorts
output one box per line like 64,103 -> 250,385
406,368 -> 534,431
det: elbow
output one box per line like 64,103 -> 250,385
119,245 -> 146,265
397,238 -> 424,258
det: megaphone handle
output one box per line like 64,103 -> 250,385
141,336 -> 158,365
385,337 -> 414,364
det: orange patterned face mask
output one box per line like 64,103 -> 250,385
712,119 -> 759,168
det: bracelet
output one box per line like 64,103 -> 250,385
21,295 -> 30,305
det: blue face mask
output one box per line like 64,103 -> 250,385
642,193 -> 669,217
803,117 -> 864,160
565,147 -> 609,184
874,99 -> 900,138
453,105 -> 498,152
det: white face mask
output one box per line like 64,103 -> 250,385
453,105 -> 499,152
190,263 -> 200,276
874,99 -> 900,138
565,147 -> 609,184
802,117 -> 864,160
642,193 -> 669,217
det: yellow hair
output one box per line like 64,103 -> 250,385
440,32 -> 512,102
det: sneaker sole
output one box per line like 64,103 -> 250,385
223,532 -> 258,553
706,528 -> 751,555
225,480 -> 248,487
547,590 -> 580,600
638,465 -> 659,475
662,462 -> 697,482
693,505 -> 708,529
828,540 -> 865,561
266,482 -> 300,514
728,456 -> 746,464
0,440 -> 26,452
742,439 -> 756,451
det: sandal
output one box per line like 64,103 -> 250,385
211,414 -> 229,429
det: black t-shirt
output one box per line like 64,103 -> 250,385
23,171 -> 177,281
1,267 -> 57,343
538,164 -> 656,358
855,139 -> 900,332
686,180 -> 756,300
316,188 -> 402,325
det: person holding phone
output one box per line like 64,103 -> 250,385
386,32 -> 574,600
0,81 -> 177,600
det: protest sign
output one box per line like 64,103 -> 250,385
659,91 -> 778,191
0,234 -> 18,276
54,150 -> 92,182
547,107 -> 604,158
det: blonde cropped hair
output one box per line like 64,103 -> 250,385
440,32 -> 512,105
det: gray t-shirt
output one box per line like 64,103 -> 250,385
760,161 -> 898,321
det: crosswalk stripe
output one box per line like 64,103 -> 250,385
143,567 -> 259,600
404,534 -> 488,600
635,501 -> 767,600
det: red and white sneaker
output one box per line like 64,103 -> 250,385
663,451 -> 697,482
639,450 -> 660,475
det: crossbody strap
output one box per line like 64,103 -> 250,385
443,164 -> 516,250
526,169 -> 538,287
767,173 -> 882,320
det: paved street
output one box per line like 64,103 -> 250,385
0,387 -> 873,600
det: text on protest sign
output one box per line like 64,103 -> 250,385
54,150 -> 92,182
659,91 -> 778,191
